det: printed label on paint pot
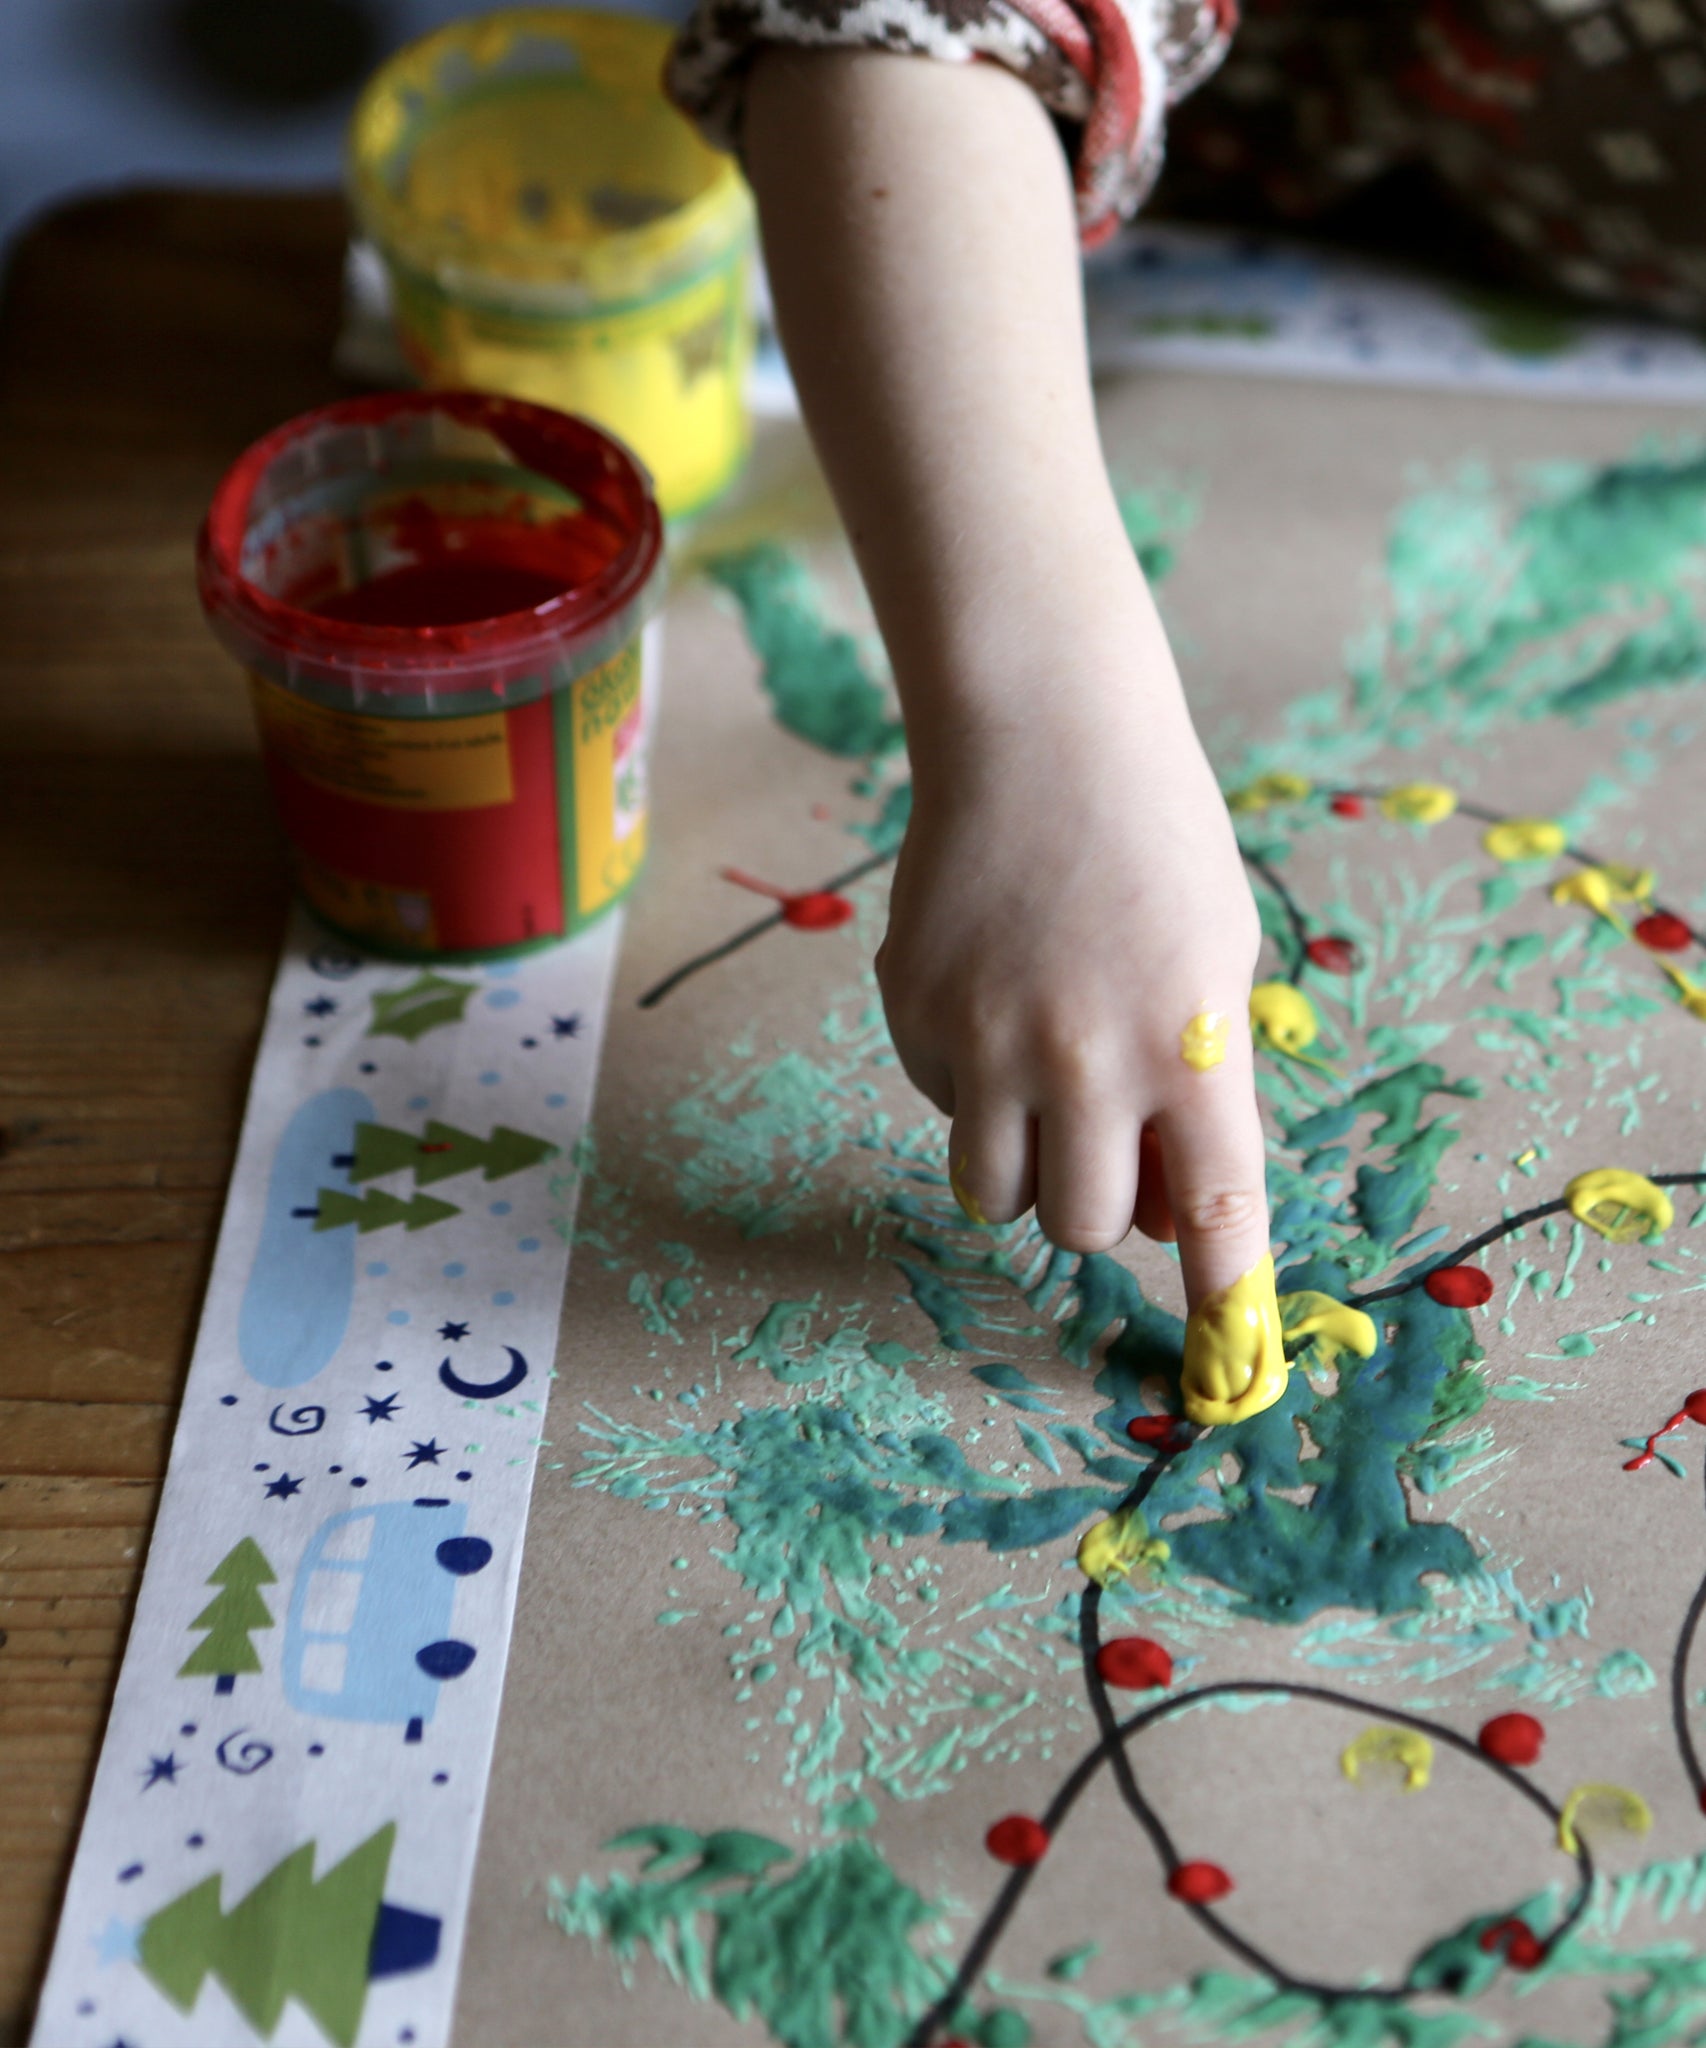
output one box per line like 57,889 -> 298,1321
565,640 -> 650,919
250,673 -> 515,811
296,859 -> 441,953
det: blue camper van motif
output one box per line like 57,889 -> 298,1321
283,1499 -> 493,1742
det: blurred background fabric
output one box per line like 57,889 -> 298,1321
0,0 -> 693,257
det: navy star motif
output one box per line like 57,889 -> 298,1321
303,995 -> 338,1018
264,1472 -> 303,1500
361,1392 -> 402,1424
438,1320 -> 470,1342
404,1438 -> 446,1469
140,1753 -> 181,1789
550,1013 -> 582,1038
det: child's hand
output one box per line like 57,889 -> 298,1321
877,634 -> 1271,1305
744,46 -> 1274,1312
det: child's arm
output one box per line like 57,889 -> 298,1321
744,48 -> 1272,1317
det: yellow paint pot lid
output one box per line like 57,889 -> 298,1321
349,7 -> 753,308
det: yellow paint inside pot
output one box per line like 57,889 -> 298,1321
350,9 -> 755,517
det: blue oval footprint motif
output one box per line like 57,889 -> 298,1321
239,1087 -> 373,1388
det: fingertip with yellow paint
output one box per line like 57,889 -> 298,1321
1181,1255 -> 1288,1427
949,1157 -> 989,1228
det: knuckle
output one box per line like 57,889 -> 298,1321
1176,1184 -> 1265,1237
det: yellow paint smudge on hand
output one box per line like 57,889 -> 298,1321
1179,1010 -> 1229,1072
1557,1781 -> 1652,1856
1341,1726 -> 1433,1791
1564,1168 -> 1674,1243
1380,783 -> 1457,825
1181,1254 -> 1288,1427
1076,1508 -> 1169,1588
949,1158 -> 988,1227
1228,772 -> 1313,814
1483,817 -> 1566,864
1278,1290 -> 1377,1373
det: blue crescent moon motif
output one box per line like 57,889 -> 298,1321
438,1346 -> 528,1401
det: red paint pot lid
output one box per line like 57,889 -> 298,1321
199,391 -> 663,707
1095,1637 -> 1174,1691
985,1815 -> 1049,1867
1167,1861 -> 1233,1903
1477,1711 -> 1544,1766
1635,912 -> 1693,953
1424,1265 -> 1494,1308
783,892 -> 855,931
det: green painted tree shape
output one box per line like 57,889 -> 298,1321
138,1823 -> 394,2048
177,1538 -> 276,1696
350,1118 -> 557,1188
313,1187 -> 460,1235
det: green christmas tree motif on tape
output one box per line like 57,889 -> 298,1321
349,1119 -> 558,1188
312,1186 -> 461,1235
178,1538 -> 276,1697
138,1825 -> 399,2048
366,972 -> 478,1044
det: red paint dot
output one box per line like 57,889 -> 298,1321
1127,1414 -> 1186,1451
1424,1265 -> 1494,1309
1330,794 -> 1365,819
1167,1861 -> 1233,1904
782,891 -> 854,931
1477,1711 -> 1544,1766
985,1815 -> 1049,1867
1635,912 -> 1693,953
1478,1918 -> 1544,1970
1095,1637 -> 1174,1691
1305,936 -> 1361,974
1686,1390 -> 1706,1427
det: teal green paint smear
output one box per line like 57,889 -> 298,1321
548,1828 -> 947,2048
703,546 -> 903,759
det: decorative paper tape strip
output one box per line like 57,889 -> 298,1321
31,906 -> 621,2048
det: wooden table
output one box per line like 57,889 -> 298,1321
0,189 -> 353,2044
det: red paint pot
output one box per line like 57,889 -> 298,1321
200,391 -> 664,958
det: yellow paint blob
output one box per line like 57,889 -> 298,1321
1278,1291 -> 1378,1373
1557,1781 -> 1652,1856
1380,783 -> 1457,825
1181,1255 -> 1288,1427
1660,961 -> 1706,1022
1228,772 -> 1313,814
1341,1726 -> 1433,1792
1076,1509 -> 1169,1588
1482,817 -> 1567,864
1249,982 -> 1320,1057
1564,1168 -> 1674,1244
949,1158 -> 988,1228
1551,863 -> 1652,915
1179,1010 -> 1229,1072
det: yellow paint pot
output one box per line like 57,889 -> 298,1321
349,8 -> 755,518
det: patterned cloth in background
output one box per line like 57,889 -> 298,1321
665,0 -> 1706,322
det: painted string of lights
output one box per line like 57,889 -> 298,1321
903,1155 -> 1706,2048
634,776 -> 1706,1021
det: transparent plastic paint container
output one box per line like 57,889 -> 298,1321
349,8 -> 755,520
199,390 -> 665,960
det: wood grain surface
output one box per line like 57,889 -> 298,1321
0,189 -> 352,2044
